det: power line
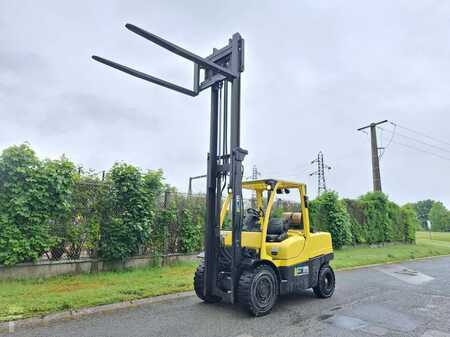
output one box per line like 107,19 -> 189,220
260,148 -> 363,179
378,126 -> 450,154
390,139 -> 450,162
262,162 -> 311,177
392,122 -> 450,147
378,123 -> 396,159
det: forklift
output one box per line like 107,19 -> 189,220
195,180 -> 335,315
93,25 -> 335,316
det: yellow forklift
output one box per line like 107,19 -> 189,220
93,25 -> 335,317
195,179 -> 334,316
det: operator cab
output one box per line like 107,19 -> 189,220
221,179 -> 308,247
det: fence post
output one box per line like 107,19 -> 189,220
162,190 -> 170,265
163,190 -> 170,208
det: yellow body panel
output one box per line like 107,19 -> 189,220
220,179 -> 333,268
222,231 -> 262,249
265,233 -> 305,260
272,232 -> 332,267
222,230 -> 332,267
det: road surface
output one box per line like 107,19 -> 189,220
2,256 -> 450,337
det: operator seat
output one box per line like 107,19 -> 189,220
266,218 -> 289,242
282,212 -> 303,230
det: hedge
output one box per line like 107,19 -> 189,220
0,143 -> 424,265
0,144 -> 75,265
342,192 -> 417,245
309,192 -> 352,249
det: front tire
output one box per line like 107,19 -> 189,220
194,262 -> 222,303
313,264 -> 335,298
238,265 -> 278,316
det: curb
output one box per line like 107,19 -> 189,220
0,291 -> 195,333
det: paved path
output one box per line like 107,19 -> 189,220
2,256 -> 450,337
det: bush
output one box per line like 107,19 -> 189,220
99,163 -> 152,261
179,207 -> 203,253
0,144 -> 75,265
153,190 -> 204,254
63,173 -> 104,259
310,192 -> 352,249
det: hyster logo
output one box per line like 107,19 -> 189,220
294,266 -> 309,276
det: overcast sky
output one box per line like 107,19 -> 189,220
1,0 -> 450,206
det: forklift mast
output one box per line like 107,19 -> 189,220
92,25 -> 245,302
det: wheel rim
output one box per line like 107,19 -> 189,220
322,270 -> 334,295
252,272 -> 276,309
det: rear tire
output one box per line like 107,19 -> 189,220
194,262 -> 222,303
313,264 -> 335,298
238,265 -> 278,316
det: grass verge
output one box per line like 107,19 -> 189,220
332,233 -> 450,269
0,262 -> 197,322
1,231 -> 449,322
416,231 -> 450,242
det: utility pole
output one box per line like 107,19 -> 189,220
309,151 -> 331,197
188,174 -> 207,196
246,165 -> 261,207
246,164 -> 261,182
357,120 -> 388,192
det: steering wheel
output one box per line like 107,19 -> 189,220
246,207 -> 264,218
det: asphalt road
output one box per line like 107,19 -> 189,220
3,256 -> 450,337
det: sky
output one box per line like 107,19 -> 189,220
1,0 -> 450,207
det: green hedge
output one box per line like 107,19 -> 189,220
0,144 -> 168,265
310,191 -> 418,248
344,192 -> 417,245
0,144 -> 75,265
309,192 -> 352,249
0,143 -> 425,265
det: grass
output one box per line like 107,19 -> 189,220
1,231 -> 449,322
332,232 -> 450,269
0,262 -> 197,322
416,231 -> 450,242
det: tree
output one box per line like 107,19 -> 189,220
413,200 -> 435,230
428,202 -> 450,232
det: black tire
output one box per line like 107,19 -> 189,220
194,262 -> 222,303
237,265 -> 278,316
313,264 -> 335,298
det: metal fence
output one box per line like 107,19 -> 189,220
36,185 -> 300,263
38,188 -> 208,262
